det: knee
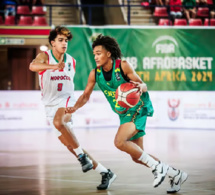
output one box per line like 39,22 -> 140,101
114,138 -> 126,150
53,119 -> 64,131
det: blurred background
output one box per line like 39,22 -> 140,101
0,0 -> 215,195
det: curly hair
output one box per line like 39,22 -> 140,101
92,34 -> 122,60
49,26 -> 73,46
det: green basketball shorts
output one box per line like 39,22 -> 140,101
119,106 -> 153,140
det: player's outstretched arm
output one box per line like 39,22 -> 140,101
121,60 -> 147,93
29,52 -> 62,73
65,69 -> 96,114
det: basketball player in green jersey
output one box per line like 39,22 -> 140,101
66,34 -> 188,193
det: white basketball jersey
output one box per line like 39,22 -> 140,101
38,50 -> 76,106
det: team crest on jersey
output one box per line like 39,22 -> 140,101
68,62 -> 71,71
115,72 -> 121,81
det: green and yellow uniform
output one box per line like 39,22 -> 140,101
95,59 -> 154,140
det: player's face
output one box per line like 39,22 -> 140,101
51,34 -> 68,54
93,45 -> 111,67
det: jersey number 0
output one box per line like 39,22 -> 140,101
57,83 -> 63,91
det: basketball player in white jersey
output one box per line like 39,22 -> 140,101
29,26 -> 116,190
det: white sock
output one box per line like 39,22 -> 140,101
73,146 -> 84,156
66,122 -> 73,130
167,166 -> 180,178
95,163 -> 108,173
138,151 -> 159,168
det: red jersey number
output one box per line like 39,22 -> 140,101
57,83 -> 63,91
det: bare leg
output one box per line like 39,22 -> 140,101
114,122 -> 143,159
114,122 -> 161,165
53,107 -> 93,172
114,122 -> 160,166
53,108 -> 79,149
114,122 -> 168,187
131,136 -> 160,166
114,122 -> 186,191
58,134 -> 98,169
55,111 -> 116,190
55,108 -> 98,169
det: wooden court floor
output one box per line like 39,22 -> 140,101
0,128 -> 215,195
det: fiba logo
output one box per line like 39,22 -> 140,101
152,35 -> 178,54
168,99 -> 180,121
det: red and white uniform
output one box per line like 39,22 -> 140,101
39,50 -> 76,125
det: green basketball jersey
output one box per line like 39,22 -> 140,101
95,59 -> 154,117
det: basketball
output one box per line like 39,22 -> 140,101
115,82 -> 141,109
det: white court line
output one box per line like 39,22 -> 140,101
0,175 -> 214,193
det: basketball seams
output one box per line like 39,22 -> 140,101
123,88 -> 139,95
121,83 -> 136,92
115,82 -> 140,109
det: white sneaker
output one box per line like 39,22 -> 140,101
152,162 -> 168,188
167,170 -> 188,193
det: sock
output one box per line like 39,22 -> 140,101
66,122 -> 73,130
65,123 -> 84,157
73,146 -> 84,156
138,151 -> 159,168
95,163 -> 108,173
167,166 -> 180,178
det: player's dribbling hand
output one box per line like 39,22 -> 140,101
65,107 -> 76,114
130,80 -> 147,94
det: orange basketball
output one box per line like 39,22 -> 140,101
115,82 -> 141,109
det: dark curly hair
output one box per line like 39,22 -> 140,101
49,26 -> 73,46
92,34 -> 122,60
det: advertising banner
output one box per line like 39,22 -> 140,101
66,26 -> 215,91
0,91 -> 214,130
0,91 -> 49,130
148,91 -> 215,129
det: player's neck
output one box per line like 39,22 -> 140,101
102,59 -> 113,72
52,49 -> 65,62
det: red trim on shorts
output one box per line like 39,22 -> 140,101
115,59 -> 121,69
66,96 -> 71,108
72,57 -> 76,71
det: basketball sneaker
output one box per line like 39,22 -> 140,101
167,170 -> 188,193
152,162 -> 168,188
97,169 -> 117,190
78,153 -> 93,173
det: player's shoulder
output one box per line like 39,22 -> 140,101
90,68 -> 96,75
89,69 -> 96,81
36,52 -> 49,61
120,59 -> 132,69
